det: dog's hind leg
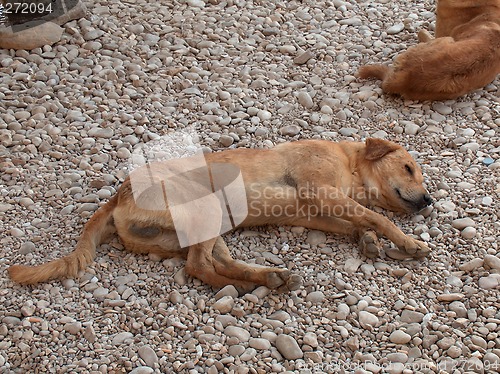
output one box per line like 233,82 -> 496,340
184,238 -> 256,291
211,237 -> 302,292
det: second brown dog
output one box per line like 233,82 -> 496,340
358,0 -> 500,101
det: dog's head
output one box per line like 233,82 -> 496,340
363,138 -> 432,213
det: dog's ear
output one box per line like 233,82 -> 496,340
364,138 -> 401,160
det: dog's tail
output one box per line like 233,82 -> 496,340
357,64 -> 391,81
8,194 -> 119,285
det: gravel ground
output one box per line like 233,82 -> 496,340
1,0 -> 500,373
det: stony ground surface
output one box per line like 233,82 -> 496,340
1,0 -> 500,373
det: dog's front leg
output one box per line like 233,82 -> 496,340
305,185 -> 430,258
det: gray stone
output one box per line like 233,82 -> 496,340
275,334 -> 303,360
138,346 -> 158,367
306,230 -> 326,246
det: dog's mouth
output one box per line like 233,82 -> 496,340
395,188 -> 432,212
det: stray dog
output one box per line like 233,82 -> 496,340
357,0 -> 500,101
8,138 -> 432,292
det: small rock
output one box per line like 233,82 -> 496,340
138,345 -> 158,368
387,23 -> 405,34
400,310 -> 424,323
294,50 -> 314,65
303,332 -> 318,347
84,325 -> 96,343
459,258 -> 484,272
224,326 -> 250,342
479,275 -> 500,290
484,255 -> 500,270
275,334 -> 303,360
280,125 -> 301,137
305,291 -> 325,303
344,258 -> 363,274
219,135 -> 234,147
297,91 -> 314,109
64,322 -> 82,335
129,367 -> 154,374
213,296 -> 234,314
452,218 -> 475,230
215,285 -> 239,300
112,332 -> 134,345
337,303 -> 350,320
249,338 -> 271,350
306,230 -> 326,245
390,330 -> 412,344
461,227 -> 476,239
358,311 -> 379,329
19,241 -> 36,254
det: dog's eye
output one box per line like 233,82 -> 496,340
405,164 -> 413,175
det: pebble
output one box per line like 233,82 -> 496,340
390,330 -> 412,344
358,311 -> 379,329
215,285 -> 239,300
479,275 -> 500,290
306,230 -> 326,245
452,217 -> 476,229
297,91 -> 314,109
484,254 -> 500,270
249,338 -> 271,350
294,50 -> 314,65
219,135 -> 234,147
460,258 -> 484,272
275,334 -> 303,360
138,346 -> 158,368
212,296 -> 234,314
280,125 -> 301,137
224,326 -> 250,342
461,227 -> 477,239
112,332 -> 134,345
305,291 -> 325,303
400,310 -> 424,324
337,303 -> 350,320
387,23 -> 405,34
344,258 -> 363,274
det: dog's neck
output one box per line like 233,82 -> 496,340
336,142 -> 378,206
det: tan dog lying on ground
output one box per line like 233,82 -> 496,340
357,0 -> 500,101
9,138 -> 432,292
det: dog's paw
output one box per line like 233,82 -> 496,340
266,269 -> 303,292
394,237 -> 431,259
359,230 -> 380,259
266,269 -> 290,289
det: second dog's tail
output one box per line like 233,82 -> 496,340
357,64 -> 390,81
8,194 -> 119,285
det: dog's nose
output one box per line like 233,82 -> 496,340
422,193 -> 433,206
